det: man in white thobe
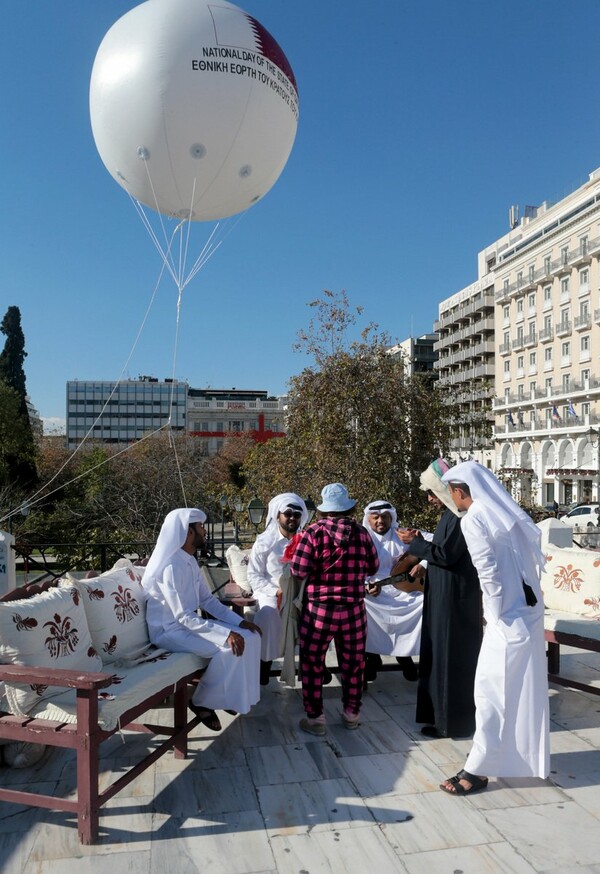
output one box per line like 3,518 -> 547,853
440,461 -> 549,794
362,501 -> 426,681
247,493 -> 308,684
142,508 -> 262,730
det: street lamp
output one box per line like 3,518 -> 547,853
247,496 -> 266,532
586,427 -> 600,503
229,495 -> 244,543
304,495 -> 316,524
219,494 -> 228,559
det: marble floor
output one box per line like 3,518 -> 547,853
1,647 -> 599,874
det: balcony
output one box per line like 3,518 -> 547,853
523,332 -> 537,348
539,327 -> 554,342
595,308 -> 600,325
575,313 -> 592,331
512,337 -> 525,351
499,342 -> 511,355
555,319 -> 572,338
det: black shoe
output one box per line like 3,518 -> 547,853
323,665 -> 333,685
260,660 -> 272,686
396,656 -> 418,681
420,724 -> 441,738
188,705 -> 222,731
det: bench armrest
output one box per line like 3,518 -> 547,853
0,663 -> 115,691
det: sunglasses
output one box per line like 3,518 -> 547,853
281,511 -> 302,519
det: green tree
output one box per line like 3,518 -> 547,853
0,305 -> 37,486
243,290 -> 470,528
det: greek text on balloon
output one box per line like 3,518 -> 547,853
191,57 -> 298,119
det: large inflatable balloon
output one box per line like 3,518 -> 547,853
90,0 -> 298,221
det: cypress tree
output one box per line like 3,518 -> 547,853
0,305 -> 37,486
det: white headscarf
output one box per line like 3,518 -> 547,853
362,501 -> 398,532
419,458 -> 462,517
441,460 -> 545,585
142,508 -> 207,595
261,493 -> 308,545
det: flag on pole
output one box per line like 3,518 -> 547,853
551,404 -> 561,422
567,400 -> 577,417
508,410 -> 515,426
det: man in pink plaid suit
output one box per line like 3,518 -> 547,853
290,483 -> 379,735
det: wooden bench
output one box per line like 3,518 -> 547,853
0,575 -> 207,844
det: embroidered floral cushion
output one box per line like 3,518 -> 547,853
0,585 -> 103,717
225,545 -> 252,595
64,563 -> 150,666
541,548 -> 600,617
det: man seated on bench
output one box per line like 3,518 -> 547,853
142,508 -> 262,731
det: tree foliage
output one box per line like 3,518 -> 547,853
244,290 -> 474,529
0,305 -> 37,487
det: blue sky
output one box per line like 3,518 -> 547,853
2,1 -> 600,431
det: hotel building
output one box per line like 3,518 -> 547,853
486,168 -> 600,505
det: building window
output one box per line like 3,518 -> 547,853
503,305 -> 510,321
580,235 -> 589,255
582,402 -> 590,416
529,352 -> 536,367
517,384 -> 524,398
529,265 -> 535,283
529,381 -> 536,395
582,369 -> 590,385
562,374 -> 570,391
579,268 -> 589,290
561,245 -> 569,265
503,278 -> 509,292
528,292 -> 536,309
216,421 -> 224,431
543,285 -> 552,308
516,297 -> 524,313
544,314 -> 552,331
544,347 -> 553,362
545,377 -> 553,391
544,255 -> 551,274
504,360 -> 511,373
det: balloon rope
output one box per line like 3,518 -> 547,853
9,251 -> 173,526
0,424 -> 171,527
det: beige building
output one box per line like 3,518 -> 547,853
433,279 -> 496,463
484,168 -> 600,506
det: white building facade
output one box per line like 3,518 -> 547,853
433,278 -> 496,465
187,388 -> 286,455
484,168 -> 600,506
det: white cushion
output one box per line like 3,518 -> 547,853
63,562 -> 150,665
225,545 -> 252,593
541,550 -> 600,617
30,650 -> 207,731
544,608 -> 600,641
0,585 -> 103,717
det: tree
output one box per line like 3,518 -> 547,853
0,305 -> 37,486
243,290 -> 471,529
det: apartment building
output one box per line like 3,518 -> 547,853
388,334 -> 438,378
66,377 -> 188,447
187,388 -> 286,455
433,278 -> 496,462
485,167 -> 600,506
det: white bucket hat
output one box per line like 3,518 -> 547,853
317,482 -> 356,513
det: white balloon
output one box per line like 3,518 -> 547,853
90,0 -> 299,221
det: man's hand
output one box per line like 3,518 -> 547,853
397,528 -> 420,544
409,564 -> 426,581
226,630 -> 245,656
239,619 -> 262,636
365,582 -> 381,597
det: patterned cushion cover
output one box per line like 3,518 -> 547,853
225,545 -> 252,594
541,549 -> 600,618
63,562 -> 150,665
0,585 -> 103,717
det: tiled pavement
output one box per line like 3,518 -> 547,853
1,648 -> 599,874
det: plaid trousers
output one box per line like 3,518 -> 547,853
298,600 -> 367,718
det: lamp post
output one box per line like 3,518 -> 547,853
304,495 -> 316,524
586,427 -> 600,503
229,495 -> 244,544
219,494 -> 228,560
247,496 -> 266,534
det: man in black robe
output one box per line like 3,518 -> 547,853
400,459 -> 482,739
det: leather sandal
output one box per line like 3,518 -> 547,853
440,769 -> 488,795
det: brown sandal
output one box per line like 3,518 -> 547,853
189,704 -> 222,731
